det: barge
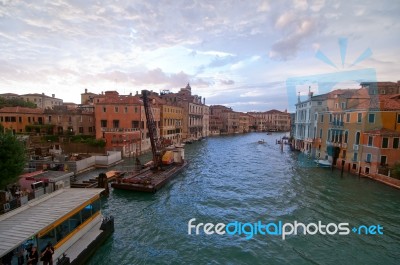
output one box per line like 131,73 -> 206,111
111,159 -> 188,192
111,90 -> 188,193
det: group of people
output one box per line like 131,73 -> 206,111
1,242 -> 54,265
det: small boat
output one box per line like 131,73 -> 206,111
258,139 -> 265,144
315,159 -> 331,168
184,140 -> 193,144
266,132 -> 272,135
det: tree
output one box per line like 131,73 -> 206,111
0,133 -> 26,189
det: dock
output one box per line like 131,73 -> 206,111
71,170 -> 124,189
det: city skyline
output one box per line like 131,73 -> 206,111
0,0 -> 399,112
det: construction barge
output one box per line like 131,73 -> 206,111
112,147 -> 187,192
111,90 -> 188,193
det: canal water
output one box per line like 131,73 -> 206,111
86,133 -> 400,265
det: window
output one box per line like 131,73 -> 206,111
28,117 -> 31,123
382,137 -> 388,148
355,132 -> 360,145
115,107 -> 119,113
368,136 -> 373,146
100,120 -> 107,127
366,153 -> 372,162
318,101 -> 322,105
319,128 -> 322,138
48,116 -> 52,122
314,113 -> 317,121
329,114 -> 332,122
113,120 -> 119,128
135,107 -> 138,113
103,107 -> 106,113
320,114 -> 324,123
368,113 -> 375,123
365,167 -> 370,174
125,107 -> 128,113
353,152 -> 358,161
357,113 -> 362,123
344,131 -> 348,143
341,102 -> 346,109
335,103 -> 338,109
79,127 -> 84,134
132,121 -> 139,128
397,113 -> 400,123
380,155 -> 387,165
346,113 -> 350,123
393,138 -> 399,149
19,116 -> 22,123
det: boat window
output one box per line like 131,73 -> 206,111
38,229 -> 57,252
69,212 -> 82,231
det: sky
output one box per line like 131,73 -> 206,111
0,0 -> 399,112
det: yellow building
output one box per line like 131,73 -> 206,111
160,104 -> 184,143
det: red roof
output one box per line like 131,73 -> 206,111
364,128 -> 400,136
0,106 -> 43,114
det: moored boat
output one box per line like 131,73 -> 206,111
315,159 -> 331,168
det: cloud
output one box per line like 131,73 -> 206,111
220,79 -> 235,85
269,18 -> 318,60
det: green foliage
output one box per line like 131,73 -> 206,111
25,124 -> 55,134
44,135 -> 58,142
0,97 -> 37,108
70,135 -> 106,147
392,163 -> 400,179
0,133 -> 26,189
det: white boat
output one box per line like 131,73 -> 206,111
258,139 -> 265,144
315,159 -> 331,168
0,188 -> 113,264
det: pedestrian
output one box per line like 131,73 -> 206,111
40,242 -> 54,265
16,244 -> 25,265
27,246 -> 38,265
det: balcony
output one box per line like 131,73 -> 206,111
101,128 -> 140,133
330,120 -> 344,127
353,144 -> 359,151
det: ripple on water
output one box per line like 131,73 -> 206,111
87,133 -> 400,265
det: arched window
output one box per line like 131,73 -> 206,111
355,131 -> 360,145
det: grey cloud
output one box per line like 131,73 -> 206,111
220,79 -> 235,85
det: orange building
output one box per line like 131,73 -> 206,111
93,91 -> 143,156
0,107 -> 45,134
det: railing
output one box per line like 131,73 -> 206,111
101,128 -> 141,132
330,120 -> 344,127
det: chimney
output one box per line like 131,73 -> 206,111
136,91 -> 138,95
42,92 -> 45,95
203,98 -> 205,105
52,94 -> 55,98
85,88 -> 88,93
129,92 -> 132,96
